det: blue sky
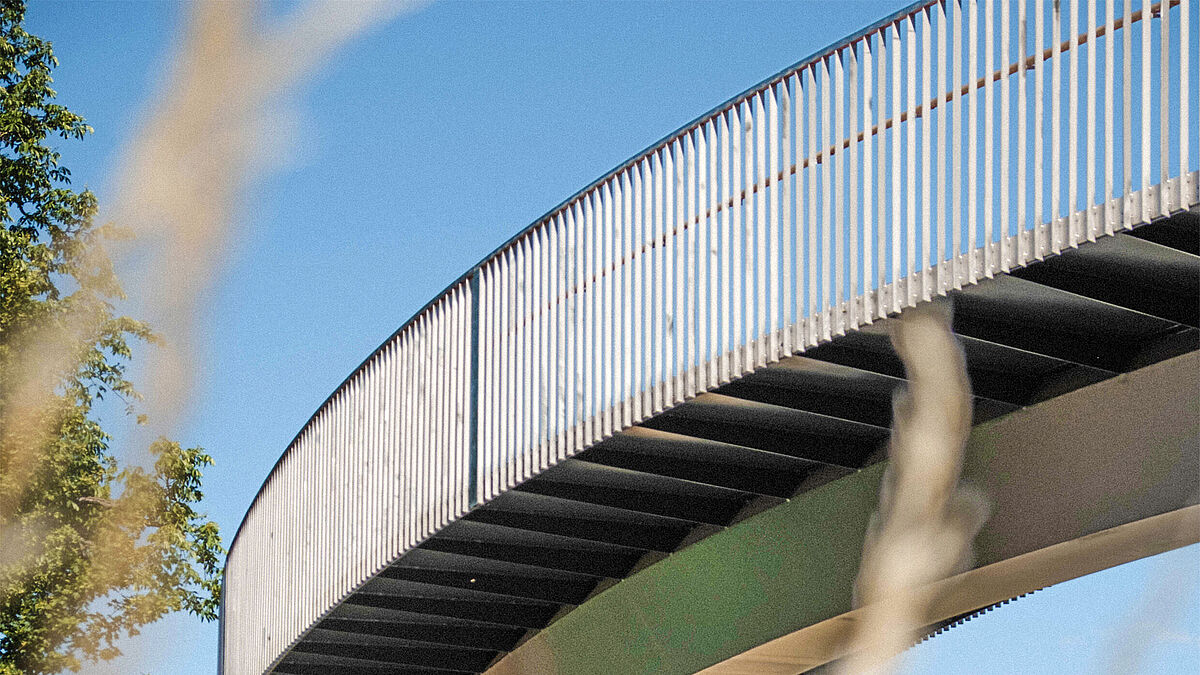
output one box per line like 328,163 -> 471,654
22,1 -> 1198,673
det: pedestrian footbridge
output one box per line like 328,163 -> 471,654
221,1 -> 1199,673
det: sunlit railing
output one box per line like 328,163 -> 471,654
222,1 -> 1198,672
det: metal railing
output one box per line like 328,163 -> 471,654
222,1 -> 1198,672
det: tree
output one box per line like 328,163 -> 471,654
0,1 -> 222,672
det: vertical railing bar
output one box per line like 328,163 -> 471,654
598,188 -> 609,441
570,203 -> 583,455
586,191 -> 598,444
663,145 -> 675,405
444,297 -> 454,519
807,65 -> 820,336
998,0 -> 1008,269
1069,0 -> 1081,247
554,214 -> 566,460
445,293 -> 456,513
1140,0 -> 1152,222
485,265 -> 496,482
1053,0 -> 1065,253
821,58 -> 834,339
672,138 -> 686,397
1159,0 -> 1171,216
530,228 -> 542,468
423,311 -> 434,532
435,301 -> 445,527
652,150 -> 665,413
603,180 -> 615,437
390,336 -> 400,552
720,113 -> 733,380
446,294 -> 456,516
455,288 -> 464,510
404,327 -> 415,531
767,85 -> 781,359
862,39 -> 876,322
648,155 -> 658,414
1105,0 -> 1116,235
621,171 -> 633,426
877,31 -> 888,320
371,338 -> 381,570
1123,0 -> 1133,229
1183,0 -> 1192,204
1016,0 -> 1028,267
519,236 -> 531,478
847,46 -> 860,328
636,161 -> 649,420
467,270 -> 480,507
988,0 -> 998,275
417,317 -> 428,533
951,0 -> 963,287
458,286 -> 470,505
905,17 -> 918,306
542,217 -> 551,458
1086,0 -> 1098,240
794,77 -> 805,341
967,0 -> 978,284
732,105 -> 745,366
439,299 -> 450,523
781,81 -> 794,351
891,22 -> 903,314
633,163 -> 646,421
493,260 -> 505,496
392,335 -> 402,555
578,202 -> 589,447
698,126 -> 711,388
792,75 -> 804,342
340,372 -> 350,566
482,265 -> 493,499
426,305 -> 436,532
686,131 -> 698,390
707,120 -> 720,381
585,192 -> 597,445
1036,0 -> 1047,257
611,177 -> 622,431
425,294 -> 434,533
921,6 -> 934,300
557,215 -> 568,464
541,223 -> 553,464
744,100 -> 758,369
756,92 -> 771,364
418,313 -> 429,533
500,250 -> 512,488
832,51 -> 845,337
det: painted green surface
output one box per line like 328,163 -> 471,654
541,463 -> 886,675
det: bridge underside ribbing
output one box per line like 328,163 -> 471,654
270,212 -> 1197,675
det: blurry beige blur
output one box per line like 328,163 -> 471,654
838,301 -> 989,675
109,0 -> 425,439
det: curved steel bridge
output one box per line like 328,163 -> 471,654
221,1 -> 1199,673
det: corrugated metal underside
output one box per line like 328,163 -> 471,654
271,212 -> 1197,675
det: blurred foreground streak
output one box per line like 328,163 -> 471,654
838,302 -> 989,675
110,0 -> 421,439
